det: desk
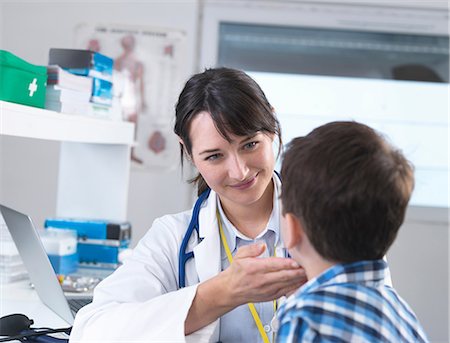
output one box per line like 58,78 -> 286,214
1,279 -> 70,329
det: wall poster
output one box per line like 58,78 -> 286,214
75,23 -> 187,170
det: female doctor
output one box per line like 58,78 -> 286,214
69,68 -> 306,343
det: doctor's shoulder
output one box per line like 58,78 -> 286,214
139,209 -> 193,244
127,209 -> 193,265
146,192 -> 212,242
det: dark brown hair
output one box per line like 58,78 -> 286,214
174,67 -> 282,195
281,121 -> 414,262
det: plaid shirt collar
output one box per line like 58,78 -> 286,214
297,259 -> 388,297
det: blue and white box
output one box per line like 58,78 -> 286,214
44,218 -> 131,268
40,228 -> 78,275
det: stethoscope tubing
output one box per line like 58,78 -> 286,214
178,188 -> 211,288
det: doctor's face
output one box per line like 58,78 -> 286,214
189,111 -> 275,210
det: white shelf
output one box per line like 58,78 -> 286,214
0,100 -> 134,145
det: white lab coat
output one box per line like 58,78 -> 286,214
70,176 -> 283,343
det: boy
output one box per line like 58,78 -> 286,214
277,121 -> 428,342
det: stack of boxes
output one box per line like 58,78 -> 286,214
46,65 -> 93,115
48,48 -> 118,119
0,48 -> 121,120
44,218 -> 131,270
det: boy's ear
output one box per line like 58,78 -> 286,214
283,213 -> 304,250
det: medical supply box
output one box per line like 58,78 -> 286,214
40,229 -> 78,275
0,50 -> 47,108
48,48 -> 113,81
48,48 -> 114,106
44,218 -> 131,267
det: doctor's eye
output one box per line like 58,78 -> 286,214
243,141 -> 258,150
205,153 -> 222,161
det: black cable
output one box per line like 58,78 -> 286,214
0,327 -> 72,342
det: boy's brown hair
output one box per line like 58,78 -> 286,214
281,121 -> 414,263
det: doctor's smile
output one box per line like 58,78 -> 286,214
229,174 -> 258,190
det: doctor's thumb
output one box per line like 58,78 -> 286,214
235,243 -> 266,259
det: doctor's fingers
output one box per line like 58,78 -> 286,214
264,268 -> 307,288
230,256 -> 299,277
245,270 -> 307,302
264,269 -> 307,295
246,266 -> 306,291
252,256 -> 302,273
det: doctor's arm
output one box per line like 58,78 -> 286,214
185,243 -> 306,335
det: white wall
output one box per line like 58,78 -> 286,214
0,0 -> 198,242
389,208 -> 449,342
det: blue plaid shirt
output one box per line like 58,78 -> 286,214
276,260 -> 428,342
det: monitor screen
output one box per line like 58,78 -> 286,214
248,71 -> 449,208
216,22 -> 449,209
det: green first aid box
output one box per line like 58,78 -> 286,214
0,50 -> 47,108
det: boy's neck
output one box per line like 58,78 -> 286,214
291,229 -> 339,281
305,259 -> 336,280
298,248 -> 337,281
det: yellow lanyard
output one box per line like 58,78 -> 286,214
216,210 -> 277,343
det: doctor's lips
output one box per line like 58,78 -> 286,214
230,174 -> 257,190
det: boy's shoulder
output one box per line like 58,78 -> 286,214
278,282 -> 428,343
282,279 -> 404,317
281,281 -> 376,315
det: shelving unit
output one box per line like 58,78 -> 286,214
0,100 -> 134,221
1,101 -> 134,144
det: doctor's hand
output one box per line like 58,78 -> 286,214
220,243 -> 306,307
185,243 -> 306,335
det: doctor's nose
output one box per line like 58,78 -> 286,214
227,154 -> 249,181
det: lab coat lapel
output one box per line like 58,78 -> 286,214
193,190 -> 221,283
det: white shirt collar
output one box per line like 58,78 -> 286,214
216,175 -> 281,254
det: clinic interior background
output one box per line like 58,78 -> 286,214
0,0 -> 448,342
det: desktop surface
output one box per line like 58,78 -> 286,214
1,279 -> 71,328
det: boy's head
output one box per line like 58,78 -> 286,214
280,121 -> 414,263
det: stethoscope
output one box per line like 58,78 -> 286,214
178,172 -> 281,289
178,187 -> 211,288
